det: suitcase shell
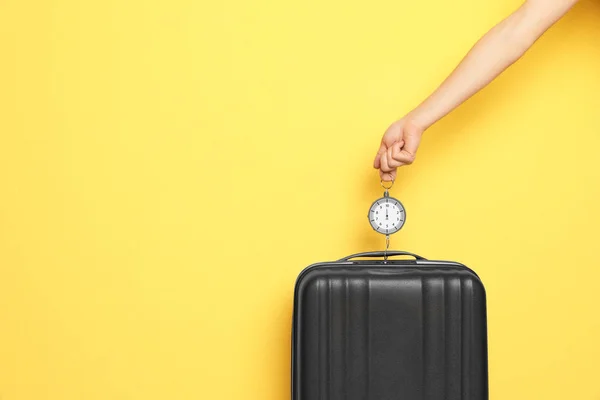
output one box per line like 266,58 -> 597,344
292,251 -> 488,400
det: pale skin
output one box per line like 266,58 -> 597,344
374,0 -> 580,181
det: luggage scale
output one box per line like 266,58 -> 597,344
367,179 -> 406,260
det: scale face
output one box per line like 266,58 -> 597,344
368,194 -> 406,235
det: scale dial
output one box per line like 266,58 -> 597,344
368,196 -> 406,235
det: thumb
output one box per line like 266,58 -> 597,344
379,168 -> 396,181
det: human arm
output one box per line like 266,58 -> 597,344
374,0 -> 579,180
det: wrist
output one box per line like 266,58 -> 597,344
404,111 -> 429,134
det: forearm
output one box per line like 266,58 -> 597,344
408,0 -> 578,130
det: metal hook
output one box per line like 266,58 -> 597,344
384,235 -> 390,261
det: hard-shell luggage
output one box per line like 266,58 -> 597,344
292,251 -> 488,400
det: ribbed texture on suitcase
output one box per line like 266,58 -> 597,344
293,267 -> 488,400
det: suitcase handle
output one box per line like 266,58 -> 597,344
338,251 -> 426,261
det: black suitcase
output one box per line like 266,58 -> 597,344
292,251 -> 488,400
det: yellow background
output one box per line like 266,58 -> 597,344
1,0 -> 599,398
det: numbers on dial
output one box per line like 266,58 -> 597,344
368,197 -> 406,234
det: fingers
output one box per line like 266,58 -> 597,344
397,123 -> 422,164
374,119 -> 423,178
379,145 -> 398,183
377,138 -> 416,180
391,142 -> 415,165
373,143 -> 386,169
380,147 -> 391,172
385,142 -> 406,169
390,131 -> 421,166
378,141 -> 404,170
379,168 -> 396,181
378,140 -> 405,183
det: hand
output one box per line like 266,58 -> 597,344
373,118 -> 424,181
